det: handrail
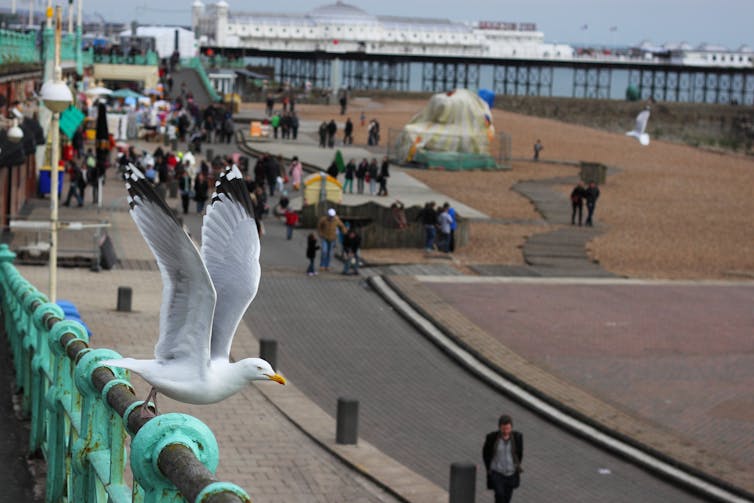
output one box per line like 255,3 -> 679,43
0,28 -> 40,65
182,56 -> 222,102
0,244 -> 250,503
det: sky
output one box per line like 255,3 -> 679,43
3,0 -> 752,49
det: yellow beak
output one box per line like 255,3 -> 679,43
267,373 -> 286,385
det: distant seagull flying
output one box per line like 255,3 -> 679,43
626,108 -> 651,146
105,165 -> 285,417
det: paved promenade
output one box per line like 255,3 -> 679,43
5,129 -> 752,501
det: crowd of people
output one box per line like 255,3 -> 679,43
326,156 -> 390,197
416,201 -> 458,254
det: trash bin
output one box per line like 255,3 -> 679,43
580,162 -> 607,185
38,166 -> 65,196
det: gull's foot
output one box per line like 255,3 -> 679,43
139,402 -> 157,419
140,387 -> 159,419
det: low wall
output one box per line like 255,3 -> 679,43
495,96 -> 754,153
350,90 -> 754,153
300,200 -> 468,249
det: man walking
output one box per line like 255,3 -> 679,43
570,180 -> 587,226
482,414 -> 523,503
343,117 -> 354,145
317,208 -> 347,272
584,181 -> 600,226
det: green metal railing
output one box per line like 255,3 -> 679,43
0,244 -> 250,503
92,50 -> 159,66
0,28 -> 40,65
200,55 -> 247,69
182,56 -> 222,102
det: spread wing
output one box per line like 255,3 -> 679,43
125,165 -> 216,370
201,165 -> 260,361
634,110 -> 650,135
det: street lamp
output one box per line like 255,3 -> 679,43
7,119 -> 24,143
40,5 -> 72,303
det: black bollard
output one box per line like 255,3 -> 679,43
336,398 -> 359,445
168,180 -> 178,198
259,339 -> 277,369
205,148 -> 214,163
116,287 -> 132,312
449,462 -> 476,503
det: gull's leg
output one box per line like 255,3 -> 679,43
140,387 -> 159,419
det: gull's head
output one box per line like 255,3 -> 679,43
240,358 -> 286,385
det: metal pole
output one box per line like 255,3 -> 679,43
49,6 -> 63,303
75,0 -> 83,76
28,0 -> 33,27
67,0 -> 73,34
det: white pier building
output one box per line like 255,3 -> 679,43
191,0 -> 575,60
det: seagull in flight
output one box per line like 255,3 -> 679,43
626,107 -> 651,146
105,164 -> 285,417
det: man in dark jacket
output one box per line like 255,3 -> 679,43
482,414 -> 523,503
343,117 -> 354,145
326,119 -> 337,148
584,181 -> 600,226
570,181 -> 587,226
417,201 -> 437,252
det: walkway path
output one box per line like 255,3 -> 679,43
5,126 -> 751,501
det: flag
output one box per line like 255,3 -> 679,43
609,26 -> 618,32
580,24 -> 588,30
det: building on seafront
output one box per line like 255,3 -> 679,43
191,0 -> 575,60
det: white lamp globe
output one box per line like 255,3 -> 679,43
41,80 -> 73,113
8,121 -> 24,143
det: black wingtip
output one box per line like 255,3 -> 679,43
212,166 -> 255,219
124,164 -> 181,225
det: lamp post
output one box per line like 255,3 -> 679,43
40,5 -> 73,303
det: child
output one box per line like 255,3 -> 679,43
284,207 -> 299,240
306,233 -> 319,276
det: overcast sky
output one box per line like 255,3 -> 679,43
5,0 -> 751,49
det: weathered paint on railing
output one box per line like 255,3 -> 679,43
0,244 -> 250,503
92,51 -> 160,66
0,28 -> 40,65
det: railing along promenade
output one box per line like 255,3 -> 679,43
0,244 -> 250,503
0,28 -> 163,69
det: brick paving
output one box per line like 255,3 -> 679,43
12,160 -> 402,503
389,275 -> 754,494
246,271 -> 703,503
5,129 -> 745,501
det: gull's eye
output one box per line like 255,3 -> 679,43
257,366 -> 263,371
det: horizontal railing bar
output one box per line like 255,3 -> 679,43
38,307 -> 247,503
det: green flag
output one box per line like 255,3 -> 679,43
59,106 -> 85,139
334,150 -> 345,173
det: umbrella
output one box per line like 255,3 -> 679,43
144,88 -> 162,96
85,86 -> 112,97
111,88 -> 144,99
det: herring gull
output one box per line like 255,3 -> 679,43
104,164 -> 285,416
626,108 -> 651,146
